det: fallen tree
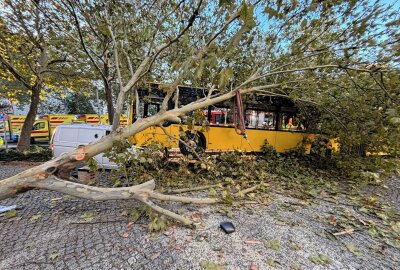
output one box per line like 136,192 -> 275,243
0,0 -> 398,226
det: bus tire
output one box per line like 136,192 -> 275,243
179,130 -> 206,156
30,137 -> 35,144
162,121 -> 172,127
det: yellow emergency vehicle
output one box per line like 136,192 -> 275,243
0,115 -> 26,142
31,115 -> 76,142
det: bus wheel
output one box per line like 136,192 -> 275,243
30,137 -> 35,144
179,130 -> 206,156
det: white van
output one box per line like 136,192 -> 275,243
51,124 -> 118,169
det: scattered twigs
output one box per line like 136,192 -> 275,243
318,196 -> 360,208
237,184 -> 259,197
158,124 -> 203,160
147,191 -> 220,204
139,198 -> 194,227
167,183 -> 222,194
70,219 -> 128,225
332,228 -> 354,236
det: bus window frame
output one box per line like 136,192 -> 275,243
132,85 -> 309,133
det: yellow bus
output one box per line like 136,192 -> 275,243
128,83 -> 331,155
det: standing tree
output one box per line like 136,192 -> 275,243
0,0 -> 94,150
0,0 -> 398,226
58,0 -> 117,124
66,92 -> 96,114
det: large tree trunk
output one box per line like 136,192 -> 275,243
112,93 -> 124,130
104,79 -> 114,125
17,84 -> 41,151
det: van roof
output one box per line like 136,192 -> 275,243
57,124 -> 112,130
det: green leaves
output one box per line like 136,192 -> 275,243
239,3 -> 256,28
5,209 -> 17,219
49,251 -> 60,261
129,208 -> 145,223
217,68 -> 234,89
391,222 -> 400,235
81,212 -> 95,223
264,7 -> 279,19
264,240 -> 281,250
200,261 -> 224,270
308,254 -> 333,266
208,187 -> 217,197
266,258 -> 280,267
29,214 -> 42,223
147,216 -> 168,232
345,243 -> 363,256
218,0 -> 233,7
194,61 -> 205,80
301,19 -> 308,28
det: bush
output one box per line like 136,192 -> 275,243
0,146 -> 51,162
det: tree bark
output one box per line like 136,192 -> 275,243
104,77 -> 114,125
16,84 -> 41,151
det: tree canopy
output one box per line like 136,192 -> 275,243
0,0 -> 399,225
1,0 -> 398,152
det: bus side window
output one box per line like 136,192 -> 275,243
144,103 -> 160,117
215,114 -> 221,124
220,110 -> 233,125
263,112 -> 276,130
246,110 -> 276,129
138,103 -> 145,118
279,113 -> 305,131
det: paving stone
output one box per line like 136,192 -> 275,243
1,164 -> 399,270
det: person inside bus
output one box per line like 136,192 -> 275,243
288,117 -> 294,129
296,114 -> 305,131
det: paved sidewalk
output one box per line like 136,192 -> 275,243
1,164 -> 399,270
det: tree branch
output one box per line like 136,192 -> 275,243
66,0 -> 108,84
242,65 -> 375,88
139,199 -> 194,226
158,124 -> 203,161
159,10 -> 242,112
0,54 -> 32,90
